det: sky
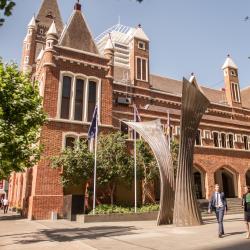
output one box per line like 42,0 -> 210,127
0,0 -> 250,89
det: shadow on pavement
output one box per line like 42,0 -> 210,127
3,225 -> 137,246
214,240 -> 250,250
203,217 -> 243,225
0,214 -> 23,221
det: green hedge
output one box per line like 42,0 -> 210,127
89,204 -> 159,214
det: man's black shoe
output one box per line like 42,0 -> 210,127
218,234 -> 223,238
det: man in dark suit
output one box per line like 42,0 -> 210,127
208,184 -> 228,238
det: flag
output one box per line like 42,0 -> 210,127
88,106 -> 98,140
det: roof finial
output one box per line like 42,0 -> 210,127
74,0 -> 81,11
191,72 -> 194,76
227,54 -> 230,58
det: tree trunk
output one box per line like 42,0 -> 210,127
109,183 -> 116,206
142,179 -> 155,204
84,181 -> 90,214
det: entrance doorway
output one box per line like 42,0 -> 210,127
193,166 -> 206,199
214,167 -> 237,198
246,170 -> 250,186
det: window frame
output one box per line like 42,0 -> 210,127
195,129 -> 202,146
212,131 -> 221,148
138,41 -> 146,50
203,130 -> 211,140
135,56 -> 148,82
231,82 -> 241,103
227,133 -> 235,149
57,72 -> 101,123
242,135 -> 249,150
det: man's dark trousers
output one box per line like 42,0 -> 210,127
215,207 -> 225,235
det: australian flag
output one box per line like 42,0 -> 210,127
88,105 -> 98,140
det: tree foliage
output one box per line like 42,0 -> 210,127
51,140 -> 94,187
170,138 -> 179,177
137,140 -> 158,181
0,0 -> 15,26
0,60 -> 46,179
97,132 -> 133,205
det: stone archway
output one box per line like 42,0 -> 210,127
214,167 -> 238,198
193,165 -> 206,199
246,170 -> 250,186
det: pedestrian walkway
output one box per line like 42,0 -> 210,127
0,212 -> 249,250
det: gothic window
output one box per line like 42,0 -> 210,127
213,132 -> 220,147
25,56 -> 29,63
195,130 -> 201,146
136,57 -> 148,81
60,76 -> 72,119
203,130 -> 211,139
65,136 -> 75,148
221,133 -> 227,148
231,82 -> 241,103
228,134 -> 234,149
243,136 -> 249,150
39,29 -> 44,35
74,79 -> 85,121
46,10 -> 54,19
235,134 -> 242,143
26,43 -> 30,50
87,81 -> 97,122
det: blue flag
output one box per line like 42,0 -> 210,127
88,106 -> 98,140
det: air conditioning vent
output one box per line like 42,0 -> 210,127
117,97 -> 132,105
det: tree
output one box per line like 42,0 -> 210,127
51,140 -> 94,188
0,0 -> 15,26
170,138 -> 179,177
0,60 -> 46,179
97,132 -> 133,205
137,139 -> 158,204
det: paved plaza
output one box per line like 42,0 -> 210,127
0,212 -> 249,250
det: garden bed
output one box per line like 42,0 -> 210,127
76,211 -> 158,223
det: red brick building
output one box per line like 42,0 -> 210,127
8,0 -> 250,219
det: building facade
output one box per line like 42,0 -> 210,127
8,0 -> 250,219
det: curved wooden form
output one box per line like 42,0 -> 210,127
173,78 -> 210,226
124,119 -> 175,225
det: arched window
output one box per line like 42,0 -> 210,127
74,78 -> 85,121
60,76 -> 72,119
65,136 -> 75,148
88,81 -> 97,122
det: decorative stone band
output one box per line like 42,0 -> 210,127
173,78 -> 210,226
124,119 -> 175,225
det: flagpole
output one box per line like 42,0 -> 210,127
167,110 -> 171,150
93,108 -> 98,215
134,105 -> 137,213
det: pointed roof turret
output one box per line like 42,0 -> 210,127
28,16 -> 36,28
47,21 -> 58,37
222,54 -> 238,70
104,35 -> 114,51
36,0 -> 63,34
133,24 -> 149,41
59,2 -> 99,54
